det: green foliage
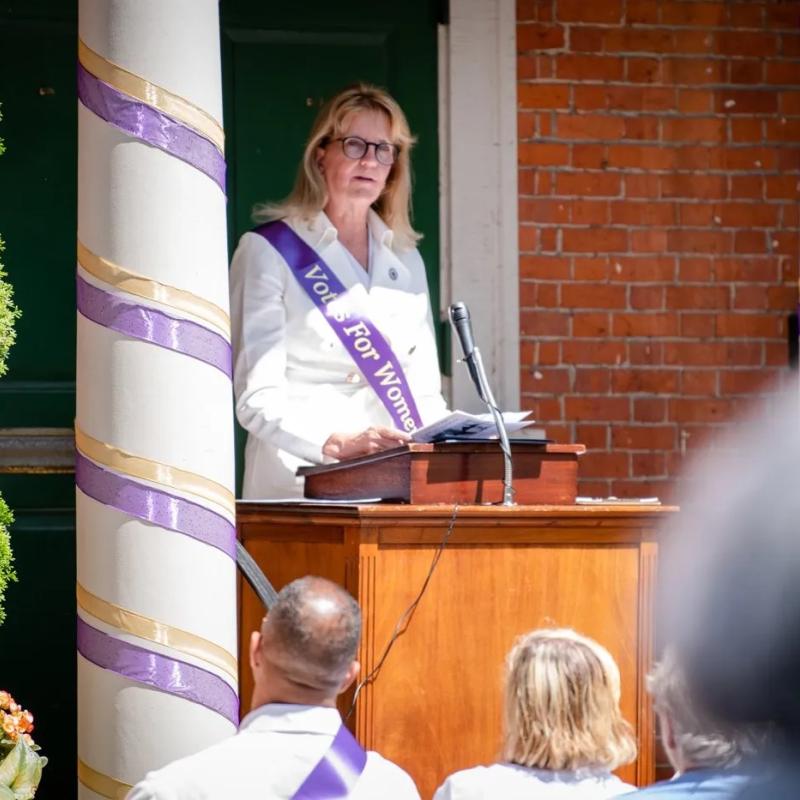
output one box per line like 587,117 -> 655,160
0,495 -> 15,627
0,103 -> 20,627
0,239 -> 21,379
0,108 -> 20,379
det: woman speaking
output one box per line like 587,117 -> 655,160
230,84 -> 447,499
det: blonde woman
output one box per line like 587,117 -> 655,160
230,83 -> 447,498
434,628 -> 637,799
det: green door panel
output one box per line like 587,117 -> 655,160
0,10 -> 77,427
0,500 -> 76,799
0,6 -> 77,793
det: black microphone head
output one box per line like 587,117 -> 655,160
449,302 -> 470,324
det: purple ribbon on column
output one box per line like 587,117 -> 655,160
291,724 -> 368,800
75,451 -> 236,561
77,616 -> 238,725
76,62 -> 226,192
254,221 -> 423,434
77,274 -> 232,378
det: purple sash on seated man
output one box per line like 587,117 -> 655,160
291,723 -> 367,800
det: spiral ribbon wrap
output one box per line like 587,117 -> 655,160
76,10 -> 236,797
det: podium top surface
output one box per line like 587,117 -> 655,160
236,500 -> 678,522
296,441 -> 586,477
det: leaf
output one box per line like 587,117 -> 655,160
0,785 -> 14,800
0,741 -> 22,787
10,740 -> 42,800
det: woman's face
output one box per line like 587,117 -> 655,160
317,110 -> 394,212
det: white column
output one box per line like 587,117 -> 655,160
76,1 -> 236,796
440,0 -> 520,412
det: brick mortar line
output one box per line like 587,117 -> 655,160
517,22 -> 795,32
518,334 -> 789,338
517,24 -> 795,34
517,174 -> 800,178
517,110 -> 800,117
517,110 -> 800,118
518,146 -> 800,152
517,50 -> 800,59
516,51 -> 800,59
517,221 -> 797,227
517,77 -> 800,83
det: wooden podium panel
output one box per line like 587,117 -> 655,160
298,442 -> 586,505
237,503 -> 676,799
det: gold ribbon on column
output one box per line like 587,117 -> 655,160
75,426 -> 235,519
78,39 -> 225,154
77,759 -> 132,799
77,583 -> 237,682
77,241 -> 231,339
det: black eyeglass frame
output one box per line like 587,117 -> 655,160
328,135 -> 399,166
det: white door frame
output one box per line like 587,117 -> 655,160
439,0 -> 520,412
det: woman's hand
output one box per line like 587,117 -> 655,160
322,426 -> 411,461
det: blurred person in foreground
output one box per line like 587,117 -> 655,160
658,386 -> 800,799
433,628 -> 637,800
624,648 -> 764,798
127,576 -> 420,799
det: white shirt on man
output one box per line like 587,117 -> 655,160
126,704 -> 420,800
433,762 -> 636,800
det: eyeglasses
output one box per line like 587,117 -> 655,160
330,136 -> 399,166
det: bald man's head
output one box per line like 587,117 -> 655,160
256,576 -> 361,697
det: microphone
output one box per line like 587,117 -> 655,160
448,301 -> 515,505
449,302 -> 475,359
448,302 -> 483,399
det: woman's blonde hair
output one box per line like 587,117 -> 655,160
254,83 -> 420,250
502,628 -> 637,771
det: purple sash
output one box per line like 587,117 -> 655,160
254,221 -> 423,433
291,723 -> 368,800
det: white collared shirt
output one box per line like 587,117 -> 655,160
126,704 -> 420,800
433,763 -> 636,800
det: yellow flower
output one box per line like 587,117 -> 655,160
2,716 -> 17,736
0,692 -> 11,711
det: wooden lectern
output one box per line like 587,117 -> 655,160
298,441 -> 586,505
237,498 -> 676,799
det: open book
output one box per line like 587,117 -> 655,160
411,410 -> 545,443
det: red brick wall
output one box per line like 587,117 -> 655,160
517,0 -> 800,500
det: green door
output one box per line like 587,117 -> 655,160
0,3 -> 79,797
221,0 -> 443,494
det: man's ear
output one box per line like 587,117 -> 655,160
338,660 -> 360,694
249,630 -> 262,674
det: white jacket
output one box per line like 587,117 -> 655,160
230,210 -> 447,499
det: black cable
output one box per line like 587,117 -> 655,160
346,504 -> 459,721
236,540 -> 279,609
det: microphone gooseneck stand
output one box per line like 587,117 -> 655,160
449,303 -> 516,506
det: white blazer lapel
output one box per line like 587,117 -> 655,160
367,210 -> 411,292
